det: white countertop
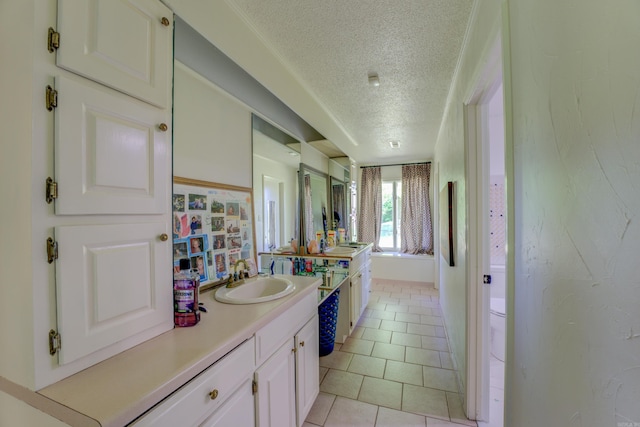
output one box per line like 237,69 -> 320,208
261,242 -> 372,260
37,275 -> 321,427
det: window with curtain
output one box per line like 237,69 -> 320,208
379,180 -> 402,250
359,163 -> 432,254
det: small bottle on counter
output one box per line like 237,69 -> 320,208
174,258 -> 200,327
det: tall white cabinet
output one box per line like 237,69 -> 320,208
0,0 -> 174,390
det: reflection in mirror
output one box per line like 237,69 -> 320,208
300,164 -> 328,248
331,177 -> 346,235
344,168 -> 352,241
252,115 -> 300,253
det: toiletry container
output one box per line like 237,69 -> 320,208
174,258 -> 200,327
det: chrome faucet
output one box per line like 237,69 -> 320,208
227,259 -> 249,288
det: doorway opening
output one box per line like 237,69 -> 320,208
481,83 -> 506,427
263,176 -> 284,252
464,35 -> 509,427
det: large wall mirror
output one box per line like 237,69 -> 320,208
252,114 -> 301,253
299,164 -> 329,248
329,159 -> 352,243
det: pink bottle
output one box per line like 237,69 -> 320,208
174,258 -> 200,327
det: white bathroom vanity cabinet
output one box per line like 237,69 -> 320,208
131,282 -> 319,427
38,276 -> 321,427
259,243 -> 372,343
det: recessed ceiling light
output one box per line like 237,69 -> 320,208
368,72 -> 380,87
288,151 -> 299,156
389,140 -> 400,148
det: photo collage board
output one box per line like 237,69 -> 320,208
173,177 -> 257,289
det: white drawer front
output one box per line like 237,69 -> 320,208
255,292 -> 316,367
350,251 -> 364,273
132,338 -> 255,427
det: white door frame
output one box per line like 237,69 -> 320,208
464,36 -> 504,421
263,175 -> 284,251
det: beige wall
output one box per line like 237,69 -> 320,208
173,62 -> 252,187
437,0 -> 640,424
434,0 -> 503,404
164,0 -> 358,159
0,0 -> 36,388
506,0 -> 640,424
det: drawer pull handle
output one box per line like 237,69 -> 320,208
209,389 -> 219,400
291,348 -> 297,353
300,341 -> 305,347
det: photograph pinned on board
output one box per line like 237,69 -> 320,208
173,194 -> 185,212
189,235 -> 208,255
188,193 -> 207,210
214,252 -> 227,278
241,226 -> 251,242
227,236 -> 242,249
191,254 -> 208,282
228,250 -> 240,268
226,219 -> 240,234
213,234 -> 226,250
173,214 -> 182,238
189,215 -> 202,235
173,213 -> 189,238
245,258 -> 258,277
226,202 -> 240,217
210,199 -> 224,214
211,216 -> 225,232
173,240 -> 188,261
239,203 -> 249,220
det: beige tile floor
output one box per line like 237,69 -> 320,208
304,279 -> 477,427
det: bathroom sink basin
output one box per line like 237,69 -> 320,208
215,276 -> 295,304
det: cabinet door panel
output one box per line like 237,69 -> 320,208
54,75 -> 169,215
55,222 -> 172,365
199,379 -> 255,427
56,0 -> 172,108
295,315 -> 319,427
255,339 -> 296,427
350,273 -> 362,328
362,262 -> 371,309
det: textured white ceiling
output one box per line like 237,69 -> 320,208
227,0 -> 473,164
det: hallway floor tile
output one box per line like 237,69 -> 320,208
306,279 -> 478,427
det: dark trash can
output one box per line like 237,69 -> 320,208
318,289 -> 340,357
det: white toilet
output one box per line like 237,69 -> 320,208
490,297 -> 506,362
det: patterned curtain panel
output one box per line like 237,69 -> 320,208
401,163 -> 433,254
357,167 -> 383,252
304,174 -> 314,244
